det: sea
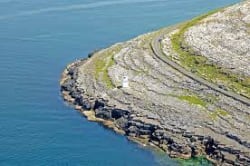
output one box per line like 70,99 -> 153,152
0,0 -> 238,165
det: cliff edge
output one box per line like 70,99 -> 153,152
60,1 -> 250,165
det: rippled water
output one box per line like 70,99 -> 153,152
0,0 -> 238,165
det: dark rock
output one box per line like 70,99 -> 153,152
82,100 -> 92,110
95,107 -> 112,120
183,131 -> 193,138
75,97 -> 92,110
163,133 -> 174,144
127,126 -> 138,134
168,143 -> 192,158
72,72 -> 78,80
127,120 -> 136,127
203,137 -> 216,155
237,154 -> 250,163
94,99 -> 105,110
212,150 -> 223,160
152,130 -> 165,141
139,129 -> 152,135
190,136 -> 197,142
241,141 -> 250,148
111,109 -> 129,119
69,90 -> 81,99
143,124 -> 154,131
218,145 -> 240,155
190,144 -> 199,156
61,79 -> 75,91
194,135 -> 205,140
134,122 -> 143,128
67,67 -> 75,76
169,142 -> 181,152
115,117 -> 128,129
154,129 -> 165,136
226,132 -> 246,147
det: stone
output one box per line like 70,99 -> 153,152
95,107 -> 112,120
111,109 -> 129,119
115,117 -> 128,129
60,2 -> 250,165
93,99 -> 105,110
61,79 -> 74,91
127,126 -> 138,134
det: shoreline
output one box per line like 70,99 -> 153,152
60,59 -> 217,165
60,2 -> 250,165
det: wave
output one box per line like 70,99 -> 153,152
0,0 -> 165,20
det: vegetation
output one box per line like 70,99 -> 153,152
209,108 -> 229,120
170,9 -> 250,98
178,95 -> 206,107
94,45 -> 122,88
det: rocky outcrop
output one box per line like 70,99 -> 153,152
60,56 -> 250,165
184,1 -> 250,77
60,1 -> 250,165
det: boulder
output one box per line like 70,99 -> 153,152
61,79 -> 75,91
139,129 -> 152,135
69,90 -> 81,99
127,126 -> 138,134
111,109 -> 129,119
95,107 -> 112,120
115,117 -> 128,129
93,99 -> 105,110
67,67 -> 75,76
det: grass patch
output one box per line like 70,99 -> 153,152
216,108 -> 229,116
178,95 -> 206,107
170,8 -> 250,98
93,45 -> 122,89
209,108 -> 229,120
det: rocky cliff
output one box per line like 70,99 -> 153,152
60,1 -> 250,165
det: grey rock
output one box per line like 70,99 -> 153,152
95,107 -> 112,120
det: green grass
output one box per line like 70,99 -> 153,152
209,108 -> 229,120
94,45 -> 122,89
178,95 -> 207,107
216,108 -> 229,116
170,8 -> 250,98
101,56 -> 115,89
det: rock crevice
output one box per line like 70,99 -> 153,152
60,1 -> 250,165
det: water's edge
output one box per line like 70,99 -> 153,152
60,56 -> 215,165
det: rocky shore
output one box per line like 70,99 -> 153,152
60,1 -> 250,165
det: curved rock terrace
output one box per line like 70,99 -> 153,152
60,1 -> 250,165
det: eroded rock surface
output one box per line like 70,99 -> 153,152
61,1 -> 250,165
184,1 -> 250,76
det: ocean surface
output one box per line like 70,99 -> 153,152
0,0 -> 238,165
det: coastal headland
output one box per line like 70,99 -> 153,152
60,1 -> 250,165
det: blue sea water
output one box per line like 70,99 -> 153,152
0,0 -> 238,165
